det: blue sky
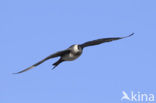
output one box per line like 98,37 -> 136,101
1,0 -> 156,103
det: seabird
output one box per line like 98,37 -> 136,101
14,33 -> 134,74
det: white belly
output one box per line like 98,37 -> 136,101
62,53 -> 81,61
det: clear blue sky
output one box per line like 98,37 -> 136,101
1,0 -> 156,103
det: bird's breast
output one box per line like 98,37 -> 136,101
62,52 -> 81,61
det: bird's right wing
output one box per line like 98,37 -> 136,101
80,33 -> 134,48
14,49 -> 70,74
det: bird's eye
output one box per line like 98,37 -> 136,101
78,45 -> 81,50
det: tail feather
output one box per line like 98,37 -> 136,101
52,59 -> 64,70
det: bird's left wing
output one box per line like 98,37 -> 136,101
14,49 -> 70,74
80,33 -> 134,48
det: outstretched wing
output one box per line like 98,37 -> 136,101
80,33 -> 134,48
14,49 -> 70,74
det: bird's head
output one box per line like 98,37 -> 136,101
70,44 -> 82,54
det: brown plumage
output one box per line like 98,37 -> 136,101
14,33 -> 134,74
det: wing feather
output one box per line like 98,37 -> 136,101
80,33 -> 134,48
14,49 -> 70,74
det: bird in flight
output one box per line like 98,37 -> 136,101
14,33 -> 134,74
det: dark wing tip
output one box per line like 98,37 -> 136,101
12,72 -> 23,74
127,32 -> 134,37
13,66 -> 35,74
122,33 -> 134,39
129,32 -> 134,37
12,71 -> 25,74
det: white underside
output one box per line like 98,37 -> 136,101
62,53 -> 81,61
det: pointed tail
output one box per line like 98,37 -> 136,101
52,59 -> 64,70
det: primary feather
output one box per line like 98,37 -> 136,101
80,33 -> 134,48
14,50 -> 70,74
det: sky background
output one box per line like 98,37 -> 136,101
1,0 -> 156,103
